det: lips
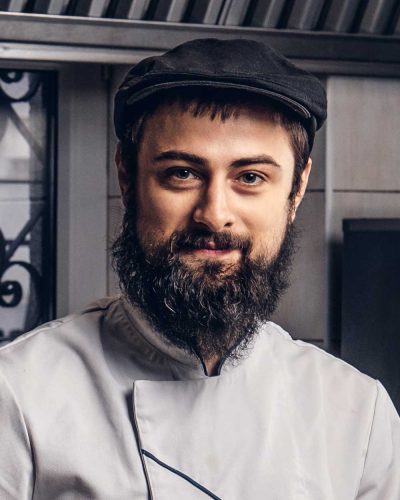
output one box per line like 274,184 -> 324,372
171,230 -> 250,256
195,248 -> 232,253
182,240 -> 234,252
180,245 -> 241,262
203,241 -> 231,251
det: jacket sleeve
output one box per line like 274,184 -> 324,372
356,380 -> 400,499
0,369 -> 34,499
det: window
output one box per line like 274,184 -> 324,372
0,70 -> 56,343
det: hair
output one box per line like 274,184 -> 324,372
119,87 -> 310,203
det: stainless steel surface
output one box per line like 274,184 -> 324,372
4,0 -> 27,12
0,12 -> 399,74
0,41 -> 157,64
33,0 -> 68,15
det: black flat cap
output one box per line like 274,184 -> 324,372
114,38 -> 327,148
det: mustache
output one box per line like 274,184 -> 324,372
169,229 -> 252,253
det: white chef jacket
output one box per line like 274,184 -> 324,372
0,296 -> 399,499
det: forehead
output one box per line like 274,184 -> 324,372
138,101 -> 295,166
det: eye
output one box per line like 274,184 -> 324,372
169,168 -> 198,180
174,169 -> 192,179
239,172 -> 264,185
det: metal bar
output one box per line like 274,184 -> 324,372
71,0 -> 111,18
286,0 -> 325,31
112,0 -> 151,20
43,70 -> 57,322
187,0 -> 225,25
295,58 -> 400,77
1,41 -> 400,77
5,101 -> 45,165
152,0 -> 190,22
2,0 -> 27,12
32,0 -> 69,15
5,204 -> 43,261
0,12 -> 398,65
321,0 -> 363,33
0,41 -> 155,64
358,0 -> 398,35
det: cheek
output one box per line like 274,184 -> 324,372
239,196 -> 290,254
240,189 -> 289,227
136,180 -> 196,238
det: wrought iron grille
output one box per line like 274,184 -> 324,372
0,69 -> 56,343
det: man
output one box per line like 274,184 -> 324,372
0,38 -> 399,499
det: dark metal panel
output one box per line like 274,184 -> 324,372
187,0 -> 224,25
343,218 -> 400,232
71,0 -> 111,18
112,0 -> 151,20
320,0 -> 362,33
297,59 -> 400,77
0,0 -> 27,11
358,0 -> 398,35
218,0 -> 251,26
395,12 -> 400,35
32,0 -> 69,15
342,219 -> 400,412
249,0 -> 286,28
0,12 -> 399,74
286,0 -> 325,30
152,0 -> 190,22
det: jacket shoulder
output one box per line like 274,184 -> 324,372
261,321 -> 377,394
0,296 -> 120,379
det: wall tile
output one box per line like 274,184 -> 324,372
328,77 -> 400,191
272,192 -> 326,341
331,191 -> 400,242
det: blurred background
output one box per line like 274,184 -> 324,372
0,0 -> 399,409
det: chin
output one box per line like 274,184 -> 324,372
180,255 -> 241,279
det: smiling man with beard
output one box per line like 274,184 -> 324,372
1,39 -> 399,499
112,91 -> 301,374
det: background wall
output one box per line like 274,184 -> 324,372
326,77 -> 400,352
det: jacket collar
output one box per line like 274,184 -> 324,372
108,295 -> 240,377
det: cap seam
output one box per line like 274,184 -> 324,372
122,74 -> 319,114
124,70 -> 310,86
125,81 -> 311,119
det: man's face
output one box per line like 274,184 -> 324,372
114,102 -> 310,363
133,103 -> 306,268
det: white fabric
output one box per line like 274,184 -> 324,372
0,296 -> 399,499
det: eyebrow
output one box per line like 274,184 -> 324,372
231,155 -> 281,169
154,150 -> 281,169
154,151 -> 205,166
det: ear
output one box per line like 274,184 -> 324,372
115,143 -> 130,208
290,158 -> 312,223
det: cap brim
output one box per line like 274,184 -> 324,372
125,80 -> 311,121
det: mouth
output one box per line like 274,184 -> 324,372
179,241 -> 241,260
187,248 -> 238,257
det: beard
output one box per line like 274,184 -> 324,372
112,202 -> 296,365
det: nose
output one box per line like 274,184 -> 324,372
192,179 -> 235,232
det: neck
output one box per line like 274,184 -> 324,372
204,356 -> 221,377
